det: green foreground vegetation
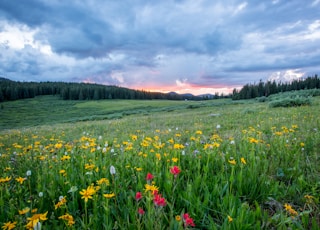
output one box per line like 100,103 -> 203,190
0,93 -> 319,229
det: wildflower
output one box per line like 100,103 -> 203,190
15,176 -> 26,184
216,124 -> 221,129
55,196 -> 67,209
138,207 -> 145,215
227,215 -> 233,222
171,157 -> 179,163
240,157 -> 247,165
183,213 -> 195,227
25,212 -> 48,230
38,192 -> 43,197
59,170 -> 67,176
155,153 -> 161,160
304,195 -> 314,204
0,176 -> 11,183
60,155 -> 71,161
173,143 -> 184,149
135,167 -> 143,172
26,170 -> 32,176
284,203 -> 298,217
131,135 -> 138,141
175,215 -> 181,221
96,178 -> 110,186
170,166 -> 181,177
146,172 -> 154,181
85,164 -> 95,170
79,185 -> 96,202
1,221 -> 17,230
59,213 -> 75,226
228,159 -> 236,165
103,193 -> 115,198
249,137 -> 259,144
195,130 -> 202,135
153,193 -> 167,207
32,208 -> 38,213
144,184 -> 159,193
110,165 -> 116,175
4,167 -> 11,172
19,207 -> 30,215
135,192 -> 142,201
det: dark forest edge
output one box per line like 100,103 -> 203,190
232,74 -> 320,100
1,74 -> 319,102
0,78 -> 228,102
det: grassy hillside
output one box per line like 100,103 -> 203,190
0,95 -> 233,130
0,94 -> 319,229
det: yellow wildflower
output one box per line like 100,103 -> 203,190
144,184 -> 159,193
249,137 -> 259,144
96,178 -> 110,186
19,207 -> 30,215
103,193 -> 116,198
1,221 -> 17,230
173,143 -> 184,149
55,196 -> 67,209
135,167 -> 143,172
155,153 -> 161,160
59,213 -> 75,226
31,208 -> 38,213
175,215 -> 181,221
227,215 -> 233,222
15,176 -> 26,184
55,143 -> 63,149
213,142 -> 220,148
85,163 -> 95,170
228,159 -> 236,165
284,203 -> 298,217
0,176 -> 11,183
241,157 -> 247,165
171,157 -> 179,163
25,212 -> 48,230
304,195 -> 314,204
131,135 -> 138,141
60,155 -> 71,161
79,185 -> 96,202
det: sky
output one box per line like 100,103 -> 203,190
0,0 -> 320,95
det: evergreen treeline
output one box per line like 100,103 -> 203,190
232,75 -> 320,100
0,78 -> 204,102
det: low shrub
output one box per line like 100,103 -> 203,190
269,96 -> 312,108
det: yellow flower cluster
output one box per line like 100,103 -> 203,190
59,213 -> 75,226
55,196 -> 67,209
284,203 -> 298,217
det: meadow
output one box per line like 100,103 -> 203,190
0,94 -> 319,229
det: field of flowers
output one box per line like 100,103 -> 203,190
0,98 -> 319,229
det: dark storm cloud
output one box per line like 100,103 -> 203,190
0,0 -> 319,94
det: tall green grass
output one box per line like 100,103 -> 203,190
0,96 -> 319,229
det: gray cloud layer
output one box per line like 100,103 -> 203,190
1,0 -> 320,94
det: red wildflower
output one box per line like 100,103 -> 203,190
170,166 -> 181,176
153,194 -> 167,207
183,213 -> 195,227
135,192 -> 142,201
138,207 -> 145,215
146,172 -> 154,181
